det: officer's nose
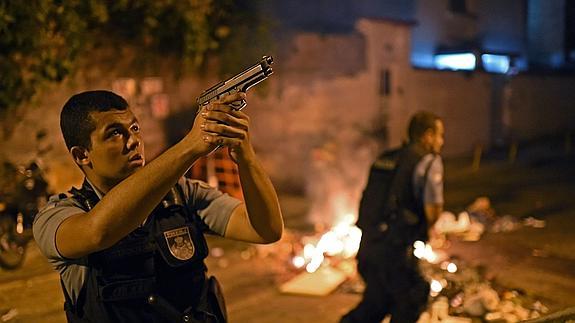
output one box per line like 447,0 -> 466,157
127,133 -> 141,150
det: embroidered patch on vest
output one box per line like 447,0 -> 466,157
164,227 -> 195,260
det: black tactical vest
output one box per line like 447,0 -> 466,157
61,179 -> 224,323
357,144 -> 432,247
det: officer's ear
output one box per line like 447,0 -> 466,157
70,146 -> 91,167
421,128 -> 435,149
423,128 -> 435,139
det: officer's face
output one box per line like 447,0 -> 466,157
84,108 -> 145,186
430,120 -> 445,154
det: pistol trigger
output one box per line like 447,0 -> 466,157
231,99 -> 247,111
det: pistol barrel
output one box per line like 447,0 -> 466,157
197,56 -> 274,107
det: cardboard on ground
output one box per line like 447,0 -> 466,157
279,266 -> 347,296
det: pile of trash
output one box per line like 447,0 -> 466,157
248,196 -> 551,322
398,197 -> 550,322
416,252 -> 549,322
256,225 -> 550,322
434,197 -> 546,241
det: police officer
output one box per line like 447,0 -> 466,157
33,90 -> 283,322
341,111 -> 445,323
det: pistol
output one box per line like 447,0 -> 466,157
197,56 -> 274,111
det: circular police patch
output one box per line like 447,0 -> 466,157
164,227 -> 195,261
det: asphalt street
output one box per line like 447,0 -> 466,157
1,145 -> 574,322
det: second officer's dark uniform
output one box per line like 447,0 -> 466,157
342,143 -> 443,323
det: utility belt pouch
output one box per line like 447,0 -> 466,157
207,276 -> 227,322
99,277 -> 156,302
183,276 -> 227,323
194,276 -> 228,323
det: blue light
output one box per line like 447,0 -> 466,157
481,54 -> 510,74
434,53 -> 476,71
549,52 -> 564,68
411,53 -> 435,69
514,57 -> 528,71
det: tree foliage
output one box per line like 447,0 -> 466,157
0,0 -> 271,114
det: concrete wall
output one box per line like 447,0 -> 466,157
405,68 -> 575,154
507,73 -> 575,138
527,0 -> 566,67
406,69 -> 492,155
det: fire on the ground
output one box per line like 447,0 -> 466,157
269,196 -> 549,322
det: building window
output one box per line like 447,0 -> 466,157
379,69 -> 391,96
434,53 -> 476,71
449,0 -> 467,14
481,54 -> 511,74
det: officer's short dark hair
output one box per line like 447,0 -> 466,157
60,90 -> 129,150
408,111 -> 441,142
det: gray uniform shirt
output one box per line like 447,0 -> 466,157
33,177 -> 241,303
413,153 -> 444,205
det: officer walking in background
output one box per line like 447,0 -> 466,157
33,90 -> 283,322
341,111 -> 445,323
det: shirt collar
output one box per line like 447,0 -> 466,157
85,178 -> 104,200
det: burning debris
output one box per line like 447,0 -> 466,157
277,213 -> 362,295
292,213 -> 361,274
270,225 -> 550,322
258,196 -> 551,322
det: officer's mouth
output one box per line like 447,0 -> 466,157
128,153 -> 144,166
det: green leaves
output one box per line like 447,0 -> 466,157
0,1 -> 89,112
0,0 -> 271,113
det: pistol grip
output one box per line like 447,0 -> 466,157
230,99 -> 247,111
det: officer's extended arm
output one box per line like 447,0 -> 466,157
200,103 -> 283,244
225,152 -> 284,244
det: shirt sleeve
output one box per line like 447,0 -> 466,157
179,178 -> 242,236
33,195 -> 86,262
32,195 -> 90,304
413,154 -> 444,205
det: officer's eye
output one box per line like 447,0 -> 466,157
107,129 -> 122,138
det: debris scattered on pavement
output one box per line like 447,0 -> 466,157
415,245 -> 550,322
490,215 -> 522,233
250,195 -> 551,322
434,197 -> 546,240
279,266 -> 347,296
1,308 -> 18,322
523,217 -> 546,228
434,211 -> 485,241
